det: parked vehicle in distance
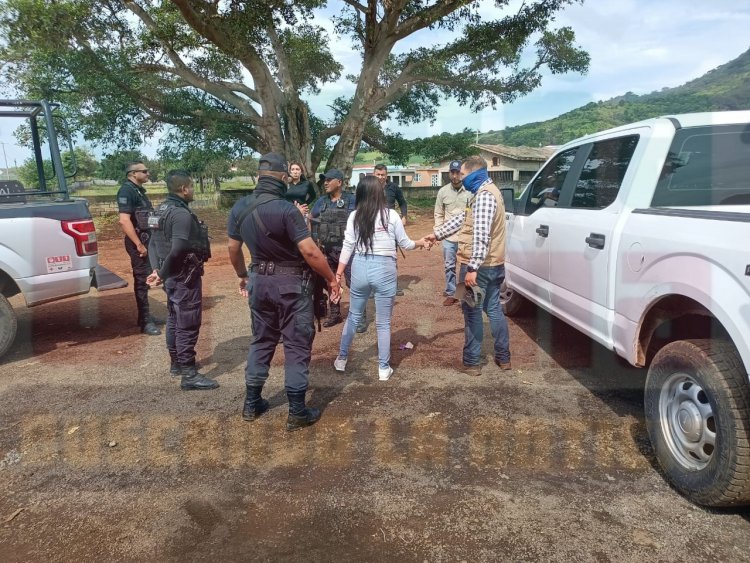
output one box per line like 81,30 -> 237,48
0,100 -> 125,359
502,111 -> 750,507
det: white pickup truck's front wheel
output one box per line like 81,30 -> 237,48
500,278 -> 529,317
0,295 -> 18,360
645,339 -> 750,507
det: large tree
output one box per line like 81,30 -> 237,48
0,0 -> 589,181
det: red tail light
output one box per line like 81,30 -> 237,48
61,220 -> 98,256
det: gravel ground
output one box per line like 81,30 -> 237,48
1,208 -> 748,562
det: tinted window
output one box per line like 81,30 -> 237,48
571,135 -> 639,209
651,124 -> 750,206
524,148 -> 577,214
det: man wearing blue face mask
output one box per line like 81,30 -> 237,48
424,155 -> 511,376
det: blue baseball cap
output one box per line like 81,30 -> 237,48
449,160 -> 462,171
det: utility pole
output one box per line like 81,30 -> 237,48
0,142 -> 9,180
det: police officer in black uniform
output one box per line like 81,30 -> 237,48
227,153 -> 341,431
116,161 -> 162,335
309,168 -> 357,328
146,170 -> 217,391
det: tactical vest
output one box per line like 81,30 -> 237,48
312,194 -> 355,249
128,184 -> 154,244
148,199 -> 211,267
457,181 -> 506,266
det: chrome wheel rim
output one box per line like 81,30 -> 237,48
658,372 -> 716,471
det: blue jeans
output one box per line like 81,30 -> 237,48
442,240 -> 458,296
338,254 -> 397,369
459,263 -> 511,366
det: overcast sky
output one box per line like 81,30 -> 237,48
305,0 -> 750,139
1,0 -> 748,167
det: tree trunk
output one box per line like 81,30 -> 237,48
326,119 -> 366,187
281,99 -> 313,175
198,175 -> 205,193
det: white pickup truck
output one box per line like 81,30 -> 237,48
0,100 -> 125,359
501,111 -> 750,507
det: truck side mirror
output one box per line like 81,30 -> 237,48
500,187 -> 515,213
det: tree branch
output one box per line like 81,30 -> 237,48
392,0 -> 469,40
124,1 -> 261,122
342,0 -> 368,13
311,124 -> 343,171
170,0 -> 283,102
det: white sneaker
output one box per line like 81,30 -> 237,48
334,356 -> 347,372
378,366 -> 393,381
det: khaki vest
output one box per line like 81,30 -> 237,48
457,181 -> 506,266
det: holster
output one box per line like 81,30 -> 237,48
178,253 -> 204,285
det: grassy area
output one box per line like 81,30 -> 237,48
74,179 -> 254,197
406,195 -> 437,210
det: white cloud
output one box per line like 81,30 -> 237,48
307,0 -> 750,136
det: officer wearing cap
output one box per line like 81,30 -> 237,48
309,168 -> 357,328
434,160 -> 471,306
146,170 -> 217,390
227,152 -> 341,431
116,160 -> 162,336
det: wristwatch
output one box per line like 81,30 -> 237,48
466,265 -> 478,273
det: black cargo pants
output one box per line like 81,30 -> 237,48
164,275 -> 203,367
245,271 -> 315,393
124,235 -> 151,327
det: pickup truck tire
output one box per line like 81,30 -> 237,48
500,279 -> 530,317
0,294 -> 17,359
644,339 -> 750,507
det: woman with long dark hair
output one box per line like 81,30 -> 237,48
334,176 -> 429,381
284,161 -> 318,206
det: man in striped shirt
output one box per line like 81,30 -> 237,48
425,156 -> 511,376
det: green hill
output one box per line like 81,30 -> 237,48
478,47 -> 750,147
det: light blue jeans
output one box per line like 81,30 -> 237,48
338,254 -> 397,369
442,240 -> 458,296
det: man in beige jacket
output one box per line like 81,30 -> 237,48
434,159 -> 471,306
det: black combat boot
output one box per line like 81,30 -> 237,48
242,385 -> 270,421
171,360 -> 200,377
286,391 -> 321,431
323,302 -> 343,328
180,365 -> 219,390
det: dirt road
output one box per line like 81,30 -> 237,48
1,209 -> 749,561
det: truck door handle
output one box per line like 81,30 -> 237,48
585,233 -> 606,249
535,225 -> 549,237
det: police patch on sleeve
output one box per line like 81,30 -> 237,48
118,197 -> 129,205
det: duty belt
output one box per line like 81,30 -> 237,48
250,261 -> 306,276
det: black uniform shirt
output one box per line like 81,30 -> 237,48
116,179 -> 153,230
285,177 -> 318,205
384,181 -> 407,216
151,194 -> 199,279
227,176 -> 310,263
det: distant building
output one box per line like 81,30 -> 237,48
351,165 -> 441,188
438,144 -> 556,185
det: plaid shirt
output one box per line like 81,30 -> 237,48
433,179 -> 497,271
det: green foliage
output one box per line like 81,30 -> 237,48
0,0 -> 589,179
479,48 -> 750,147
97,150 -> 148,182
16,146 -> 97,188
17,158 -> 53,189
63,147 -> 98,178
